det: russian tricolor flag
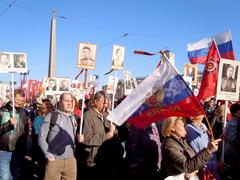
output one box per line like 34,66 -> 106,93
107,57 -> 205,128
187,31 -> 235,64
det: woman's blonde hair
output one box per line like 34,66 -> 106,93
162,117 -> 185,137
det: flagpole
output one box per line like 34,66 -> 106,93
111,70 -> 117,111
229,29 -> 233,44
79,69 -> 88,135
221,100 -> 228,163
213,38 -> 221,58
26,70 -> 29,101
11,73 -> 15,117
83,69 -> 88,90
161,51 -> 214,139
79,90 -> 85,136
228,30 -> 235,60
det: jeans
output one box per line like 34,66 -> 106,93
0,151 -> 13,180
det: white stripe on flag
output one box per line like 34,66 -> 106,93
187,31 -> 232,51
107,59 -> 176,126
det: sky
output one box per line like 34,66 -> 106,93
0,0 -> 240,88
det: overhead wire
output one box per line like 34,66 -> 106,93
0,1 -> 174,39
0,1 -> 172,76
0,0 -> 19,18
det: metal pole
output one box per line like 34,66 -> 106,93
83,69 -> 88,90
221,100 -> 228,163
79,90 -> 85,135
111,71 -> 117,111
11,73 -> 15,117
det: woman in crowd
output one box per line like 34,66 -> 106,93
186,115 -> 220,179
32,100 -> 53,135
161,116 -> 220,179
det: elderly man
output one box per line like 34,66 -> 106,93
82,91 -> 116,178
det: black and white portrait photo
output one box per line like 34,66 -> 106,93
58,79 -> 70,91
0,52 -> 27,73
221,63 -> 237,93
0,53 -> 11,72
13,53 -> 27,73
183,64 -> 198,85
216,58 -> 240,101
124,70 -> 135,95
13,54 -> 26,68
111,45 -> 125,70
46,78 -> 57,91
77,43 -> 97,70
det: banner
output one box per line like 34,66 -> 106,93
107,76 -> 118,95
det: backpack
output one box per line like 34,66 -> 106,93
49,111 -> 58,130
48,111 -> 79,135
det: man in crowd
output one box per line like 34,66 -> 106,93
38,92 -> 83,180
0,89 -> 27,180
82,91 -> 116,178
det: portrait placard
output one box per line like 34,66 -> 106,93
0,52 -> 11,73
0,52 -> 27,73
13,53 -> 27,73
58,78 -> 70,92
216,58 -> 240,101
111,45 -> 125,70
77,43 -> 97,70
124,70 -> 137,95
44,77 -> 58,95
107,76 -> 119,94
183,64 -> 198,86
44,77 -> 70,95
183,76 -> 192,90
0,82 -> 10,102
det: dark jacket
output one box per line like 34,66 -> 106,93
162,135 -> 212,176
82,108 -> 111,167
0,102 -> 27,151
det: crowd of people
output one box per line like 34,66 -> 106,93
1,90 -> 240,180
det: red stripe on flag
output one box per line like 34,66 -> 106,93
128,95 -> 204,128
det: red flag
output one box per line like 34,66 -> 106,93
197,42 -> 220,100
